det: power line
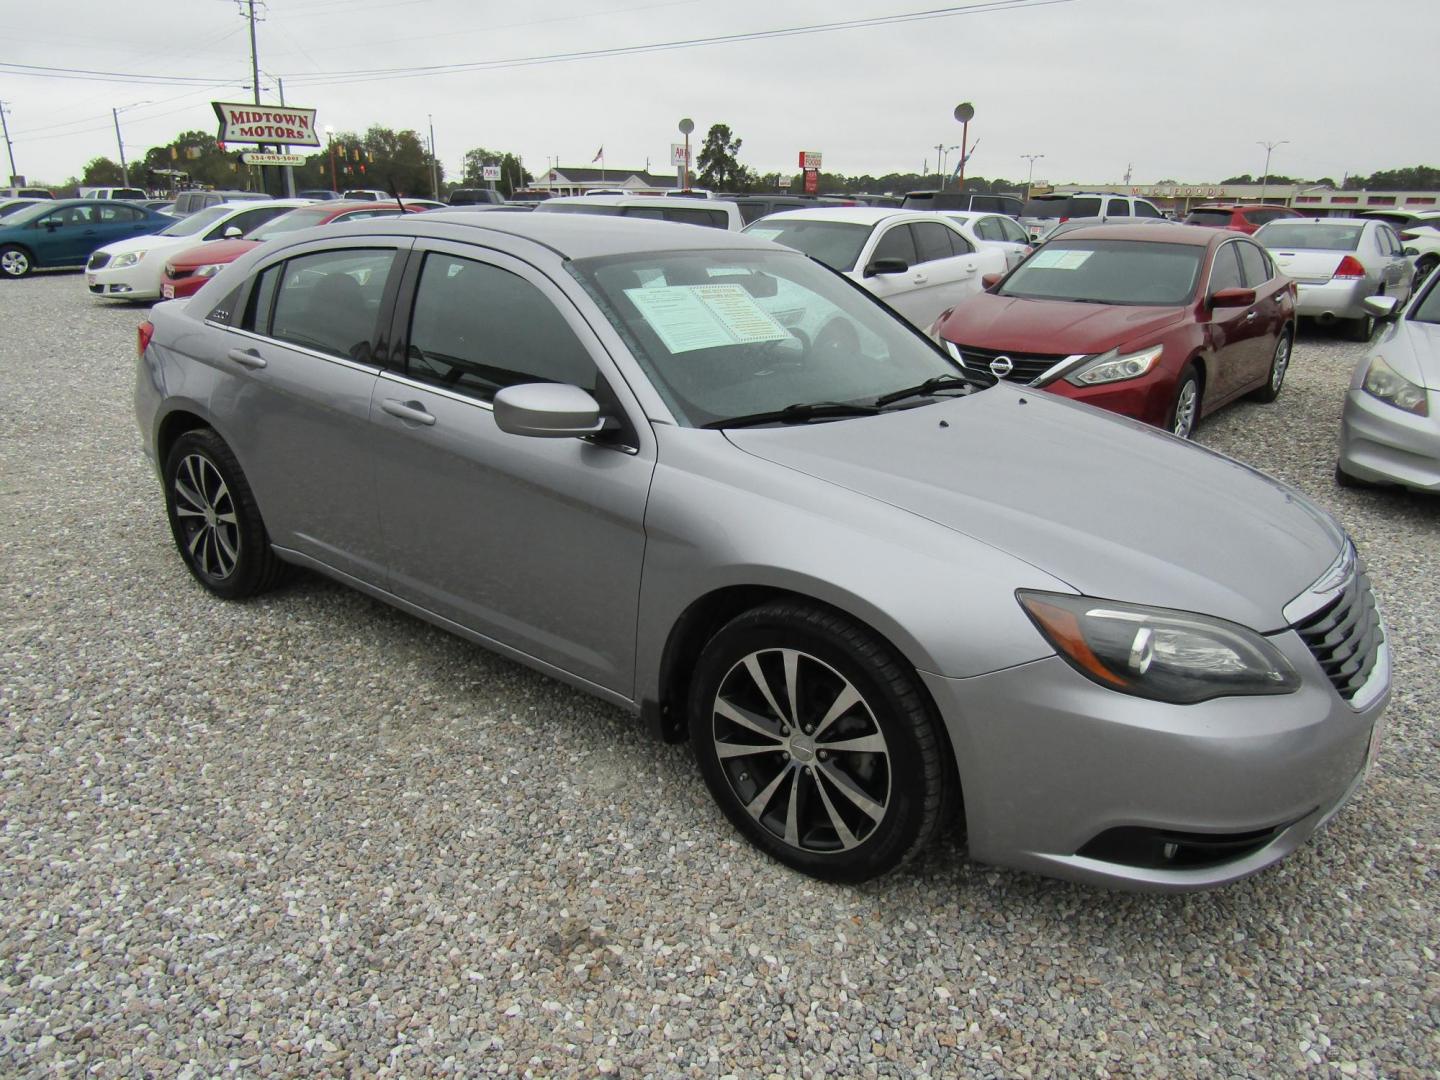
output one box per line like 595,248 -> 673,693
0,62 -> 238,86
280,0 -> 1074,86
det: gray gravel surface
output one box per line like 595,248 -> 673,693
2,271 -> 1437,1078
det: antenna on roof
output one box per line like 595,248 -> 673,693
388,176 -> 404,212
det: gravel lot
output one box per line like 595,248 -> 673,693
2,270 -> 1437,1078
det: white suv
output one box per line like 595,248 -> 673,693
1019,192 -> 1165,240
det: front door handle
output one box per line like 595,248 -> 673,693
381,398 -> 436,426
1244,311 -> 1258,321
226,347 -> 267,369
912,272 -> 928,284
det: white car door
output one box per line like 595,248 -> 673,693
974,214 -> 1028,269
906,219 -> 988,326
853,222 -> 927,324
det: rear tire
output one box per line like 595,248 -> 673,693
688,601 -> 952,883
163,429 -> 286,599
0,245 -> 33,279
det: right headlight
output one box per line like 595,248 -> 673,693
193,263 -> 225,279
1361,355 -> 1429,416
1064,344 -> 1163,386
1017,591 -> 1300,704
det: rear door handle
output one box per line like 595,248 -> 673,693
226,347 -> 267,369
381,398 -> 436,426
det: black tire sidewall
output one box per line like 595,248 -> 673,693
688,604 -> 942,883
0,246 -> 31,278
162,430 -> 273,599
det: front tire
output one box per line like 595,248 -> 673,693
163,429 -> 285,599
688,601 -> 951,883
1250,331 -> 1292,403
1168,366 -> 1202,439
0,245 -> 33,279
1346,311 -> 1375,343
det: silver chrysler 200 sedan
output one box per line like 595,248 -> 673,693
134,213 -> 1390,891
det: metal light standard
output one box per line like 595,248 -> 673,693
954,102 -> 975,189
1257,139 -> 1288,205
111,100 -> 150,189
1021,153 -> 1045,200
428,114 -> 439,200
325,124 -> 337,191
678,117 -> 694,190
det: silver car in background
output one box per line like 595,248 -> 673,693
1336,279 -> 1440,492
1254,217 -> 1414,341
134,213 -> 1388,891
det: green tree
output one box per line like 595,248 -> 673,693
141,130 -> 256,192
1345,165 -> 1440,191
696,124 -> 751,191
81,157 -> 125,186
460,147 -> 532,198
360,125 -> 439,196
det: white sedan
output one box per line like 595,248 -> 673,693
943,210 -> 1033,270
742,208 -> 1007,328
85,199 -> 309,301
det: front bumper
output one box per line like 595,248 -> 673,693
1338,383 -> 1440,492
922,627 -> 1388,891
1294,278 -> 1370,320
1040,373 -> 1174,429
87,260 -> 162,300
159,273 -> 207,300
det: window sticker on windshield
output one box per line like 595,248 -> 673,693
746,227 -> 783,241
1029,249 -> 1094,270
624,283 -> 790,354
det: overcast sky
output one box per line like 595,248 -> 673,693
3,0 -> 1434,189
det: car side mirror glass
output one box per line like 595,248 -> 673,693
493,383 -> 605,439
1362,294 -> 1399,318
1402,246 -> 1418,257
43,219 -> 60,231
981,272 -> 1004,290
864,257 -> 909,278
223,226 -> 243,238
1209,286 -> 1256,308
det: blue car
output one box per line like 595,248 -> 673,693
0,199 -> 174,279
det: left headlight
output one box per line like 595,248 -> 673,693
1361,355 -> 1429,416
111,251 -> 144,268
194,263 -> 225,279
1065,344 -> 1163,386
1017,591 -> 1300,704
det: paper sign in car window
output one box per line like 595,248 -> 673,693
746,227 -> 784,241
623,283 -> 789,354
1029,248 -> 1094,270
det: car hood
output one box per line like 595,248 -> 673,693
938,292 -> 1188,354
168,238 -> 258,269
724,385 -> 1345,632
1381,318 -> 1440,390
98,233 -> 196,258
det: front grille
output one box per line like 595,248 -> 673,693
164,264 -> 192,280
1293,567 -> 1383,702
951,343 -> 1069,384
87,252 -> 111,270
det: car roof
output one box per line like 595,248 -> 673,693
1270,217 -> 1373,226
327,210 -> 782,260
1053,222 -> 1218,246
753,207 -> 940,225
541,194 -> 726,209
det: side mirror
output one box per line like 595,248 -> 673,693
1402,246 -> 1418,257
1209,286 -> 1256,308
864,257 -> 909,278
493,383 -> 605,439
981,272 -> 1004,289
1362,294 -> 1399,319
223,226 -> 243,238
44,219 -> 60,232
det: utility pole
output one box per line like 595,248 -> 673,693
1,101 -> 19,185
1021,153 -> 1044,200
1257,139 -> 1288,205
111,108 -> 130,188
243,0 -> 266,193
428,113 -> 439,199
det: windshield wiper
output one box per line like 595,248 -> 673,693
703,401 -> 880,429
874,373 -> 981,407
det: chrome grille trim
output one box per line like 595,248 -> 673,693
1291,563 -> 1384,705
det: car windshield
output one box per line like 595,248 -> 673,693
248,206 -> 336,240
1254,223 -> 1363,251
568,248 -> 962,427
1409,278 -> 1440,324
1021,196 -> 1100,218
0,200 -> 39,220
740,219 -> 871,272
4,201 -> 64,226
1186,210 -> 1233,227
159,205 -> 231,237
997,239 -> 1204,305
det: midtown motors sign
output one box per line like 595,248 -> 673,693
212,102 -> 320,147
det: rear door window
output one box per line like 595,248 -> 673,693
266,248 -> 397,362
1237,241 -> 1271,286
912,221 -> 959,263
975,216 -> 1006,242
1209,243 -> 1244,294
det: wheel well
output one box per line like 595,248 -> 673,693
156,410 -> 212,468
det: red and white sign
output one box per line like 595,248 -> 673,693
212,101 -> 320,147
670,143 -> 690,166
803,170 -> 819,194
798,150 -> 822,170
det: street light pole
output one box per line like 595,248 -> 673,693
1021,153 -> 1045,200
111,107 -> 130,188
1,101 -> 19,184
325,124 -> 337,191
428,113 -> 439,200
1257,139 -> 1288,205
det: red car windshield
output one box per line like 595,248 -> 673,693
247,206 -> 340,241
999,240 -> 1204,306
1185,210 -> 1234,227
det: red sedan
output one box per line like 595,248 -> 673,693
931,224 -> 1297,438
160,200 -> 426,299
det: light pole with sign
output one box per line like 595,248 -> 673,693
953,102 -> 975,189
1257,139 -> 1288,205
1021,152 -> 1044,200
678,118 -> 694,190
